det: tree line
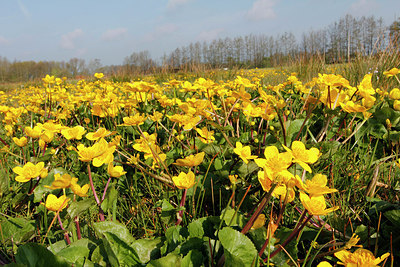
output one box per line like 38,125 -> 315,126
1,14 -> 399,82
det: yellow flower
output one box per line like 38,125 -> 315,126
316,262 -> 332,267
251,214 -> 266,230
13,162 -> 48,183
77,138 -> 109,163
301,173 -> 337,197
107,162 -> 127,177
94,72 -> 104,79
92,145 -> 115,167
258,170 -> 273,192
174,152 -> 205,167
44,194 -> 70,212
182,115 -> 201,131
234,142 -> 257,164
272,184 -> 296,203
70,178 -> 90,197
40,130 -> 54,143
254,146 -> 292,180
86,127 -> 111,141
389,88 -> 400,100
45,173 -> 73,189
393,100 -> 400,111
121,113 -> 146,126
42,75 -> 55,84
13,136 -> 28,147
383,67 -> 400,77
228,175 -> 238,185
283,141 -> 320,173
300,192 -> 339,216
25,126 -> 43,138
334,248 -> 390,266
148,111 -> 163,122
128,154 -> 140,165
344,233 -> 362,250
172,171 -> 196,189
61,126 -> 86,140
195,127 -> 215,144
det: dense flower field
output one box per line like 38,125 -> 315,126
0,68 -> 399,266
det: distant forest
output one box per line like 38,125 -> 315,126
1,14 -> 400,82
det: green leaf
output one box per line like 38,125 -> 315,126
157,199 -> 176,225
93,221 -> 135,244
286,119 -> 305,144
188,216 -> 220,239
67,198 -> 95,219
220,207 -> 245,227
131,238 -> 163,263
164,225 -> 187,253
91,243 -> 108,266
188,219 -> 205,238
181,250 -> 204,267
102,232 -> 142,267
15,243 -> 70,267
218,227 -> 258,266
100,183 -> 118,212
54,238 -> 97,264
56,245 -> 89,264
237,161 -> 259,178
384,209 -> 400,225
147,253 -> 182,267
0,217 -> 35,245
214,158 -> 223,170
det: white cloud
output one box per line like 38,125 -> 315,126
197,28 -> 224,42
167,0 -> 191,10
247,0 -> 277,21
350,0 -> 378,16
0,36 -> 10,45
101,28 -> 128,41
60,29 -> 84,50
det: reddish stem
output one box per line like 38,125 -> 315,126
87,164 -> 105,221
57,213 -> 71,245
176,189 -> 187,226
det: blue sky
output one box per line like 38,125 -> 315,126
1,0 -> 399,65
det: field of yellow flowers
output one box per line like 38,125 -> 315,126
0,68 -> 399,266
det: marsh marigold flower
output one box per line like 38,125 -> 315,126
25,126 -> 43,139
45,173 -> 73,190
13,162 -> 48,183
172,171 -> 196,189
283,141 -> 320,173
70,178 -> 90,197
13,136 -> 28,147
77,138 -> 114,167
44,194 -> 70,212
383,67 -> 400,77
300,192 -> 339,216
234,142 -> 257,164
297,173 -> 338,197
195,127 -> 215,144
121,113 -> 146,126
86,127 -> 111,141
94,72 -> 104,79
334,248 -> 389,266
61,126 -> 86,140
107,162 -> 127,178
174,152 -> 205,167
254,146 -> 292,179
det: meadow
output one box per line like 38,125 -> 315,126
0,60 -> 399,266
